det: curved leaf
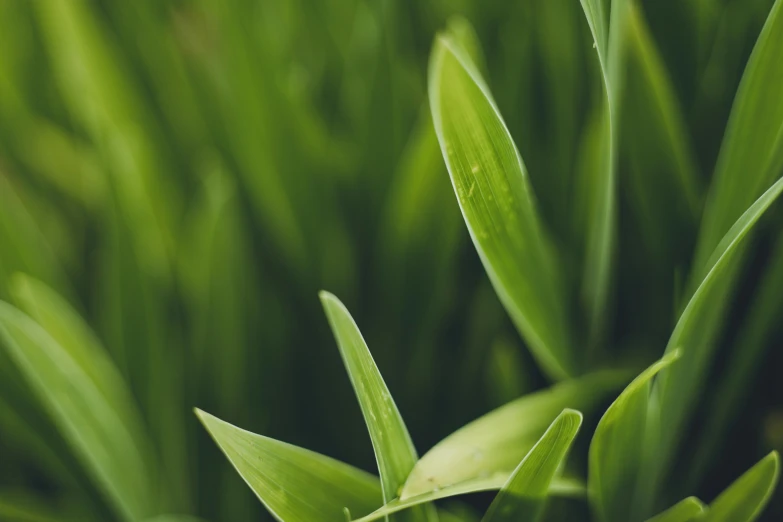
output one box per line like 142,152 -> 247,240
353,476 -> 585,522
482,409 -> 583,522
701,452 -> 779,522
0,278 -> 158,521
428,32 -> 575,380
589,351 -> 680,522
645,497 -> 706,522
402,370 -> 627,498
196,409 -> 382,522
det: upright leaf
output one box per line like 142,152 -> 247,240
320,292 -> 435,522
577,0 -> 629,348
402,370 -> 627,498
645,498 -> 706,522
0,279 -> 158,521
589,351 -> 680,522
428,32 -> 576,380
701,452 -> 779,522
196,409 -> 382,522
655,175 -> 783,487
482,409 -> 583,522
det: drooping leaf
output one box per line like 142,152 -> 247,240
320,291 -> 435,522
482,409 -> 583,522
0,278 -> 159,521
353,476 -> 585,522
645,497 -> 706,522
402,370 -> 627,498
428,31 -> 576,380
701,452 -> 779,522
589,351 -> 680,522
196,409 -> 382,522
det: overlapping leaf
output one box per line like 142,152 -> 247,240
482,409 -> 582,522
589,351 -> 680,522
402,370 -> 626,498
701,452 -> 779,522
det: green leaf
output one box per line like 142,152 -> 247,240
654,174 -> 783,486
428,31 -> 576,381
589,351 -> 680,522
353,476 -> 585,522
0,276 -> 158,521
645,498 -> 706,522
482,409 -> 583,522
701,452 -> 779,522
196,409 -> 382,522
691,0 -> 783,274
576,0 -> 629,349
320,291 -> 435,522
402,370 -> 627,498
622,1 -> 701,259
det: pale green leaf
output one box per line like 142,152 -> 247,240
589,351 -> 680,522
402,370 -> 627,498
701,452 -> 779,522
196,409 -> 382,522
428,32 -> 576,380
645,497 -> 707,522
0,278 -> 158,521
353,475 -> 585,522
320,291 -> 434,522
482,409 -> 583,522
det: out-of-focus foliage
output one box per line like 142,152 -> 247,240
0,0 -> 782,520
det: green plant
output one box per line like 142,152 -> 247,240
1,0 -> 782,521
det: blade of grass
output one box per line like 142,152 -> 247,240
195,409 -> 382,522
576,0 -> 629,351
402,370 -> 628,498
353,476 -> 585,522
428,32 -> 576,380
589,351 -> 680,522
654,174 -> 783,493
644,497 -> 706,522
482,409 -> 583,522
0,285 -> 159,521
701,452 -> 780,522
320,291 -> 436,522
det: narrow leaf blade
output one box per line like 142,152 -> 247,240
482,409 -> 583,522
701,452 -> 780,522
196,409 -> 382,522
645,497 -> 707,522
320,291 -> 434,521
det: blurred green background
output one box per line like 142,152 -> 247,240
0,0 -> 781,520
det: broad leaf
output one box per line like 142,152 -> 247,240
402,370 -> 627,498
645,498 -> 706,522
701,452 -> 779,522
320,291 -> 434,522
482,409 -> 583,522
428,32 -> 576,380
0,278 -> 158,521
589,351 -> 680,522
196,409 -> 382,522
